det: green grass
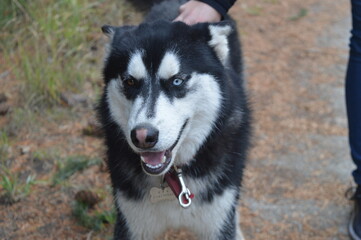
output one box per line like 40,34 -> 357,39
289,8 -> 308,21
4,0 -> 97,106
52,155 -> 102,185
246,6 -> 263,16
31,148 -> 59,162
1,0 -> 135,108
0,0 -> 139,145
0,169 -> 37,204
0,0 -> 28,28
0,131 -> 10,164
263,0 -> 278,3
72,200 -> 116,231
3,107 -> 38,137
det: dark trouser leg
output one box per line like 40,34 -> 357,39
347,1 -> 361,239
346,0 -> 361,186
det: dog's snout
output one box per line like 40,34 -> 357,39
131,124 -> 159,149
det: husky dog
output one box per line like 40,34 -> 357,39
98,1 -> 251,239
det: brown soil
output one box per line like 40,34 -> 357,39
0,0 -> 354,239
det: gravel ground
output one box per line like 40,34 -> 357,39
234,0 -> 354,239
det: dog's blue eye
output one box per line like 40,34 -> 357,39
172,78 -> 184,86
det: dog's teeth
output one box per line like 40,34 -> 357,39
146,163 -> 162,169
141,156 -> 146,163
161,156 -> 166,164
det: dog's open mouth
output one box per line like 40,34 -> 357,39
140,150 -> 172,175
139,119 -> 189,175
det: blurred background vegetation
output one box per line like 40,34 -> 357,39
0,0 -> 135,107
0,0 -> 142,237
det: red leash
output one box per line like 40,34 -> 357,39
164,166 -> 194,208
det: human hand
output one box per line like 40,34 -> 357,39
174,0 -> 221,25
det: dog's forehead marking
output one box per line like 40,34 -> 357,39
157,51 -> 180,80
128,51 -> 147,79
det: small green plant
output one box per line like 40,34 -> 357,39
0,131 -> 9,163
52,156 -> 101,185
31,148 -> 61,163
3,107 -> 38,137
289,8 -> 308,21
263,0 -> 278,3
72,200 -> 116,231
0,170 -> 36,204
246,6 -> 263,16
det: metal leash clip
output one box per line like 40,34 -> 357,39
175,167 -> 192,208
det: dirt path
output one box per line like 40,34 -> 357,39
0,0 -> 354,239
234,0 -> 353,239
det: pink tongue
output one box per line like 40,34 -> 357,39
140,151 -> 166,166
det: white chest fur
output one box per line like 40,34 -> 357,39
115,185 -> 239,240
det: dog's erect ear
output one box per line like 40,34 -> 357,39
101,25 -> 137,39
207,21 -> 233,65
101,25 -> 116,38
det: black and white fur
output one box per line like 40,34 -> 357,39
98,1 -> 251,239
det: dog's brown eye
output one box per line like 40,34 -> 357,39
126,78 -> 135,86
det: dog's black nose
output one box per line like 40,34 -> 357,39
131,124 -> 159,149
